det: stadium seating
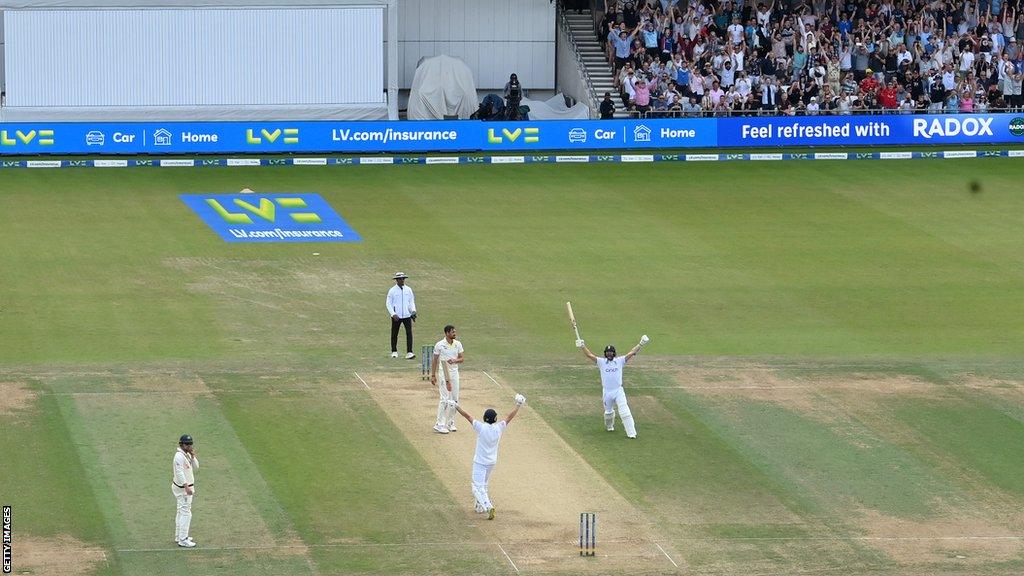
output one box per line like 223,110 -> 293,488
567,0 -> 1024,117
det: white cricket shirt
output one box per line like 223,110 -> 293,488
598,356 -> 627,393
471,420 -> 507,466
172,448 -> 199,486
385,284 -> 416,319
433,338 -> 464,374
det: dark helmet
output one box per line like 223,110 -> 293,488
604,345 -> 617,358
179,434 -> 194,445
484,409 -> 498,424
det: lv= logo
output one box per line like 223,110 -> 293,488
205,197 -> 321,224
245,128 -> 300,144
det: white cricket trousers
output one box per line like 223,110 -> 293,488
472,461 -> 495,511
436,370 -> 461,428
603,387 -> 637,438
171,484 -> 194,542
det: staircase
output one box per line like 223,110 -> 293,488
563,10 -> 629,118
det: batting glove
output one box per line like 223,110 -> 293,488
639,334 -> 650,346
575,339 -> 585,348
514,393 -> 526,406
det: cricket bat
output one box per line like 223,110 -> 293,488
441,354 -> 452,387
566,301 -> 582,341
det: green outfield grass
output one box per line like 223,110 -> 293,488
2,159 -> 1024,575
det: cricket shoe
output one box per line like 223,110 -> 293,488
487,508 -> 496,520
433,424 -> 450,434
474,503 -> 486,514
447,423 -> 458,432
406,352 -> 416,359
607,427 -> 615,432
177,539 -> 197,548
390,352 -> 398,358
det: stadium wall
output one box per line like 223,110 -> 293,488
0,0 -> 393,121
1,114 -> 1020,155
396,0 -> 555,91
0,11 -> 5,98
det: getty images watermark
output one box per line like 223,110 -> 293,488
3,505 -> 10,574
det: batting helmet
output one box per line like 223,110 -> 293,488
604,345 -> 617,357
179,434 -> 194,445
484,409 -> 498,424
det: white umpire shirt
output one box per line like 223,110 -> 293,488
386,284 -> 417,319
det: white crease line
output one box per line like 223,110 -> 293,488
482,371 -> 503,389
655,543 -> 679,568
28,384 -> 845,396
353,372 -> 371,390
497,542 -> 519,573
117,541 -> 494,553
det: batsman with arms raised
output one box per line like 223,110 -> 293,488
577,336 -> 648,439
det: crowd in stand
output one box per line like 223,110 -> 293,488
593,0 -> 1024,116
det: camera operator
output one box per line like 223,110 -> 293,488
503,73 -> 525,120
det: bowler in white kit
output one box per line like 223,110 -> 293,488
577,335 -> 648,438
430,324 -> 464,433
451,394 -> 524,519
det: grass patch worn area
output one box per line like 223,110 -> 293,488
0,382 -> 119,575
515,366 -> 886,574
214,383 -> 503,575
892,396 -> 1024,501
49,373 -> 317,576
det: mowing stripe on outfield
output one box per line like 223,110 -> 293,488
25,383 -> 929,395
51,380 -> 320,575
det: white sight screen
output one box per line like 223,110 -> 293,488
3,7 -> 384,107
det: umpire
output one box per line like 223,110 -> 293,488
386,272 -> 417,359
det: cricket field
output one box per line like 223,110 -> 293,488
3,158 -> 1024,575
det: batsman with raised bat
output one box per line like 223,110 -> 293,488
576,330 -> 648,438
567,302 -> 646,438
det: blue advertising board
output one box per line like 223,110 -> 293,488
179,193 -> 361,243
716,114 -> 1024,147
0,114 -> 1021,155
0,119 -> 715,155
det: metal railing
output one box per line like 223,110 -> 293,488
625,106 -> 1024,119
557,5 -> 601,118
